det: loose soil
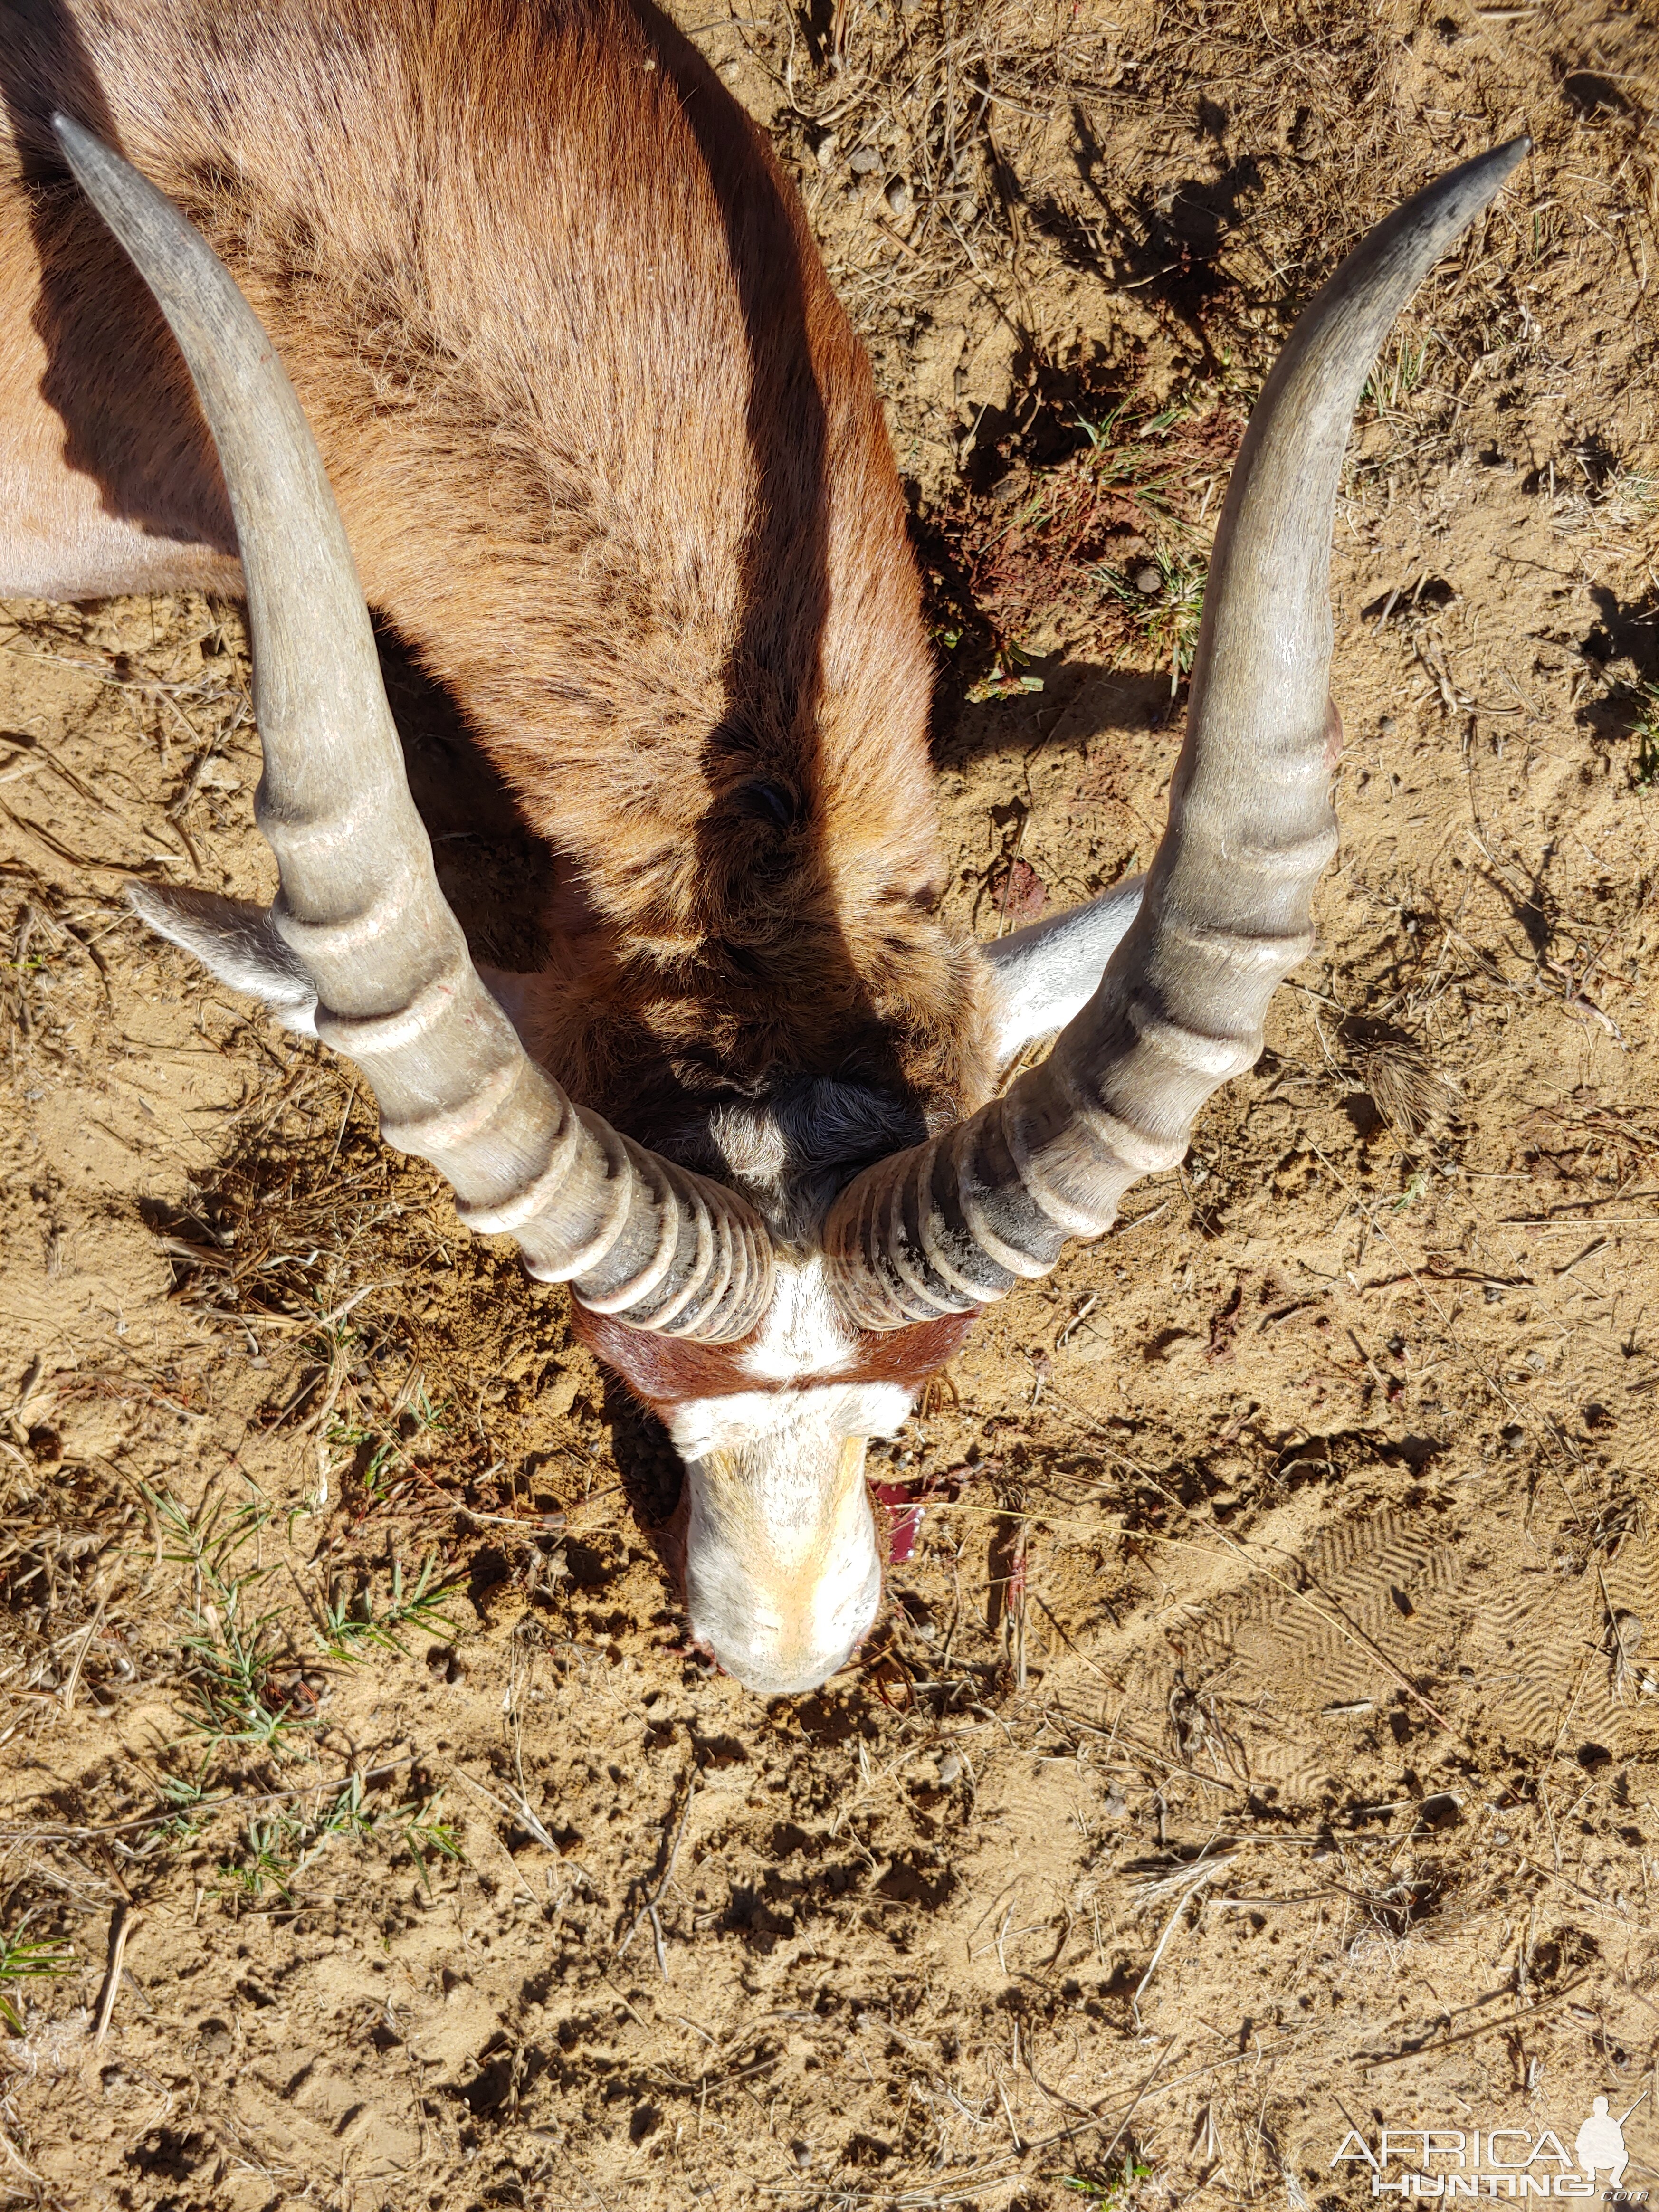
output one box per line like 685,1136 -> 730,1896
1,1 -> 1657,2207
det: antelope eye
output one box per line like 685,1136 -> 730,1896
735,778 -> 797,829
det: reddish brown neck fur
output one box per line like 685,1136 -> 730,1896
0,0 -> 996,1151
572,1303 -> 979,1420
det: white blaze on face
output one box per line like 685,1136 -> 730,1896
673,1387 -> 912,1694
665,1258 -> 915,1696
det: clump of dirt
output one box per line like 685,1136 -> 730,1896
2,0 -> 1659,2207
916,374 -> 1249,684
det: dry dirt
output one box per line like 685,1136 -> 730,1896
2,1 -> 1658,2207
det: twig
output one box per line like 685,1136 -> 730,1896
58,1593 -> 107,1716
1362,1977 -> 1587,2068
1132,1860 -> 1236,2015
92,1902 -> 136,2047
614,1770 -> 699,1966
1249,1541 -> 1455,1735
1517,1855 -> 1638,1926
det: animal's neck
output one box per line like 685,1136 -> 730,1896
13,0 -> 997,1135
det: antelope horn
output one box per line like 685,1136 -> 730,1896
827,140 -> 1527,1328
56,117 -> 772,1341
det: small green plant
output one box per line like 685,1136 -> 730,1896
394,1792 -> 464,1895
1063,2157 -> 1153,2203
224,1776 -> 383,1900
147,1766 -> 223,1844
1100,543 -> 1209,690
218,1814 -> 302,1905
181,1602 -> 311,1756
0,1921 -> 74,2035
214,1780 -> 462,1906
965,651 -> 1046,704
324,1409 -> 398,1500
1074,396 -> 1133,452
149,1486 -> 315,1760
325,1381 -> 450,1506
315,1550 -> 461,1661
1073,397 -> 1183,525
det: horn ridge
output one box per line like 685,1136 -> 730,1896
827,140 -> 1528,1331
55,115 -> 772,1343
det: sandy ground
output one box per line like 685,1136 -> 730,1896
1,1 -> 1658,2207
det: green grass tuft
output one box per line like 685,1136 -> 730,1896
148,1487 -> 317,1761
315,1550 -> 462,1663
215,1779 -> 464,1907
0,1922 -> 74,2036
1063,2157 -> 1153,2203
1098,543 -> 1209,692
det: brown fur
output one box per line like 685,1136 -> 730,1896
0,0 -> 997,1148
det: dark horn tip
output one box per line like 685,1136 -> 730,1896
1399,134 -> 1530,249
1448,135 -> 1529,193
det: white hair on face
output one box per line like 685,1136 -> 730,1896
698,1079 -> 926,1239
666,1378 -> 913,1463
670,1377 -> 914,1696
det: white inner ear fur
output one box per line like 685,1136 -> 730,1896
127,882 -> 541,1050
981,874 -> 1144,1063
128,882 -> 321,1034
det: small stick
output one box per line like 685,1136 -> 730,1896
1363,1976 -> 1587,2068
1517,1855 -> 1637,1924
92,1902 -> 136,2047
1132,1862 -> 1234,2017
615,1772 -> 699,1963
1095,2039 -> 1182,2172
0,1752 -> 417,1841
58,1594 -> 107,1716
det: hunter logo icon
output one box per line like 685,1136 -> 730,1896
1331,2092 -> 1649,2197
1575,2101 -> 1629,2194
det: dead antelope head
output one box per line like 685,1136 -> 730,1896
53,117 -> 1526,1696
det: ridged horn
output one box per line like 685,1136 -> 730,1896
826,140 -> 1527,1328
55,116 -> 772,1340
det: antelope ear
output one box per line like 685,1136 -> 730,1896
980,874 -> 1144,1064
127,882 -> 320,1034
